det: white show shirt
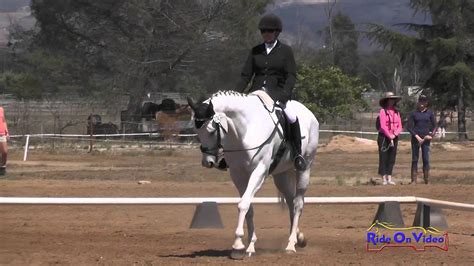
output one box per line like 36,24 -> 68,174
265,40 -> 278,55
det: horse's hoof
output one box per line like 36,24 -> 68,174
230,248 -> 246,260
285,248 -> 296,254
296,232 -> 307,248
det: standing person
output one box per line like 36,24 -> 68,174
437,111 -> 447,139
236,13 -> 306,171
0,106 -> 9,175
377,92 -> 402,185
408,95 -> 436,184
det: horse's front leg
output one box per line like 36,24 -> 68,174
286,169 -> 310,253
231,163 -> 267,259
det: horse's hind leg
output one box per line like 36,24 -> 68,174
273,170 -> 296,221
245,206 -> 257,256
285,169 -> 310,253
273,171 -> 307,252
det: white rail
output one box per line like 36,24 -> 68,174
0,196 -> 472,211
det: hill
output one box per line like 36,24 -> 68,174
270,0 -> 431,51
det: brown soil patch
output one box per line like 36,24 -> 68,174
320,135 -> 469,154
0,145 -> 473,265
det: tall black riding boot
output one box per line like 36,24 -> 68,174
290,119 -> 307,171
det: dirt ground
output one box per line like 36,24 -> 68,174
0,137 -> 473,265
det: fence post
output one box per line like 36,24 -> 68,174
23,135 -> 30,161
89,115 -> 94,152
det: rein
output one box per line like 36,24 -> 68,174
199,118 -> 280,155
198,98 -> 283,155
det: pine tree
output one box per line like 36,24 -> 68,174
324,12 -> 360,76
368,0 -> 474,140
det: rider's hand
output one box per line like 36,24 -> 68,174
424,135 -> 432,141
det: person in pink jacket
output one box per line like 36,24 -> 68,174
377,92 -> 402,185
0,107 -> 9,175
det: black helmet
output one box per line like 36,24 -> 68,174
258,14 -> 283,31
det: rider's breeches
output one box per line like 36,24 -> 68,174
283,102 -> 297,124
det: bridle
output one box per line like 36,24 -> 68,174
196,117 -> 223,157
195,113 -> 281,159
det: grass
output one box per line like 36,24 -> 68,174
355,177 -> 361,186
335,175 -> 346,186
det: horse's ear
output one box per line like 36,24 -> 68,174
207,101 -> 215,117
187,97 -> 196,111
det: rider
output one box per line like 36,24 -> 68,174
235,13 -> 306,171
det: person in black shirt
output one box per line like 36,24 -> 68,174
407,95 -> 436,184
236,14 -> 306,171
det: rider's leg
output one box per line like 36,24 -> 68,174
283,103 -> 307,171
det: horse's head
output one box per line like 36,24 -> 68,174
141,102 -> 161,120
187,97 -> 228,169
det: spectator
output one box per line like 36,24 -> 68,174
377,92 -> 402,185
437,111 -> 447,139
407,95 -> 436,184
0,106 -> 9,175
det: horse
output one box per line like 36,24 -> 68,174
187,90 -> 319,259
86,114 -> 120,136
141,101 -> 162,120
142,99 -> 192,139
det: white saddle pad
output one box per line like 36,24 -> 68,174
250,90 -> 275,111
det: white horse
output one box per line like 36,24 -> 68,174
187,91 -> 319,259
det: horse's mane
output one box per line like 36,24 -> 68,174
211,90 -> 247,99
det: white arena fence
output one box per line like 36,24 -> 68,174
0,196 -> 473,212
9,130 -> 468,139
7,129 -> 470,161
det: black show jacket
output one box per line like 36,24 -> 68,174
236,41 -> 296,103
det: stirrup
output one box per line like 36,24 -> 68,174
294,155 -> 307,171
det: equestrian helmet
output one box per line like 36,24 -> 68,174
258,14 -> 283,31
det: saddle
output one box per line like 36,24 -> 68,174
250,90 -> 290,139
250,90 -> 291,174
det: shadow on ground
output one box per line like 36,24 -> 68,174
160,249 -> 231,258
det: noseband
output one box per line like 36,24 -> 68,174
197,117 -> 223,157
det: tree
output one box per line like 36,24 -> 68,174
368,0 -> 474,140
7,0 -> 271,132
324,11 -> 360,76
359,50 -> 398,91
295,65 -> 369,123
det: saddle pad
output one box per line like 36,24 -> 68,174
250,90 -> 274,111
